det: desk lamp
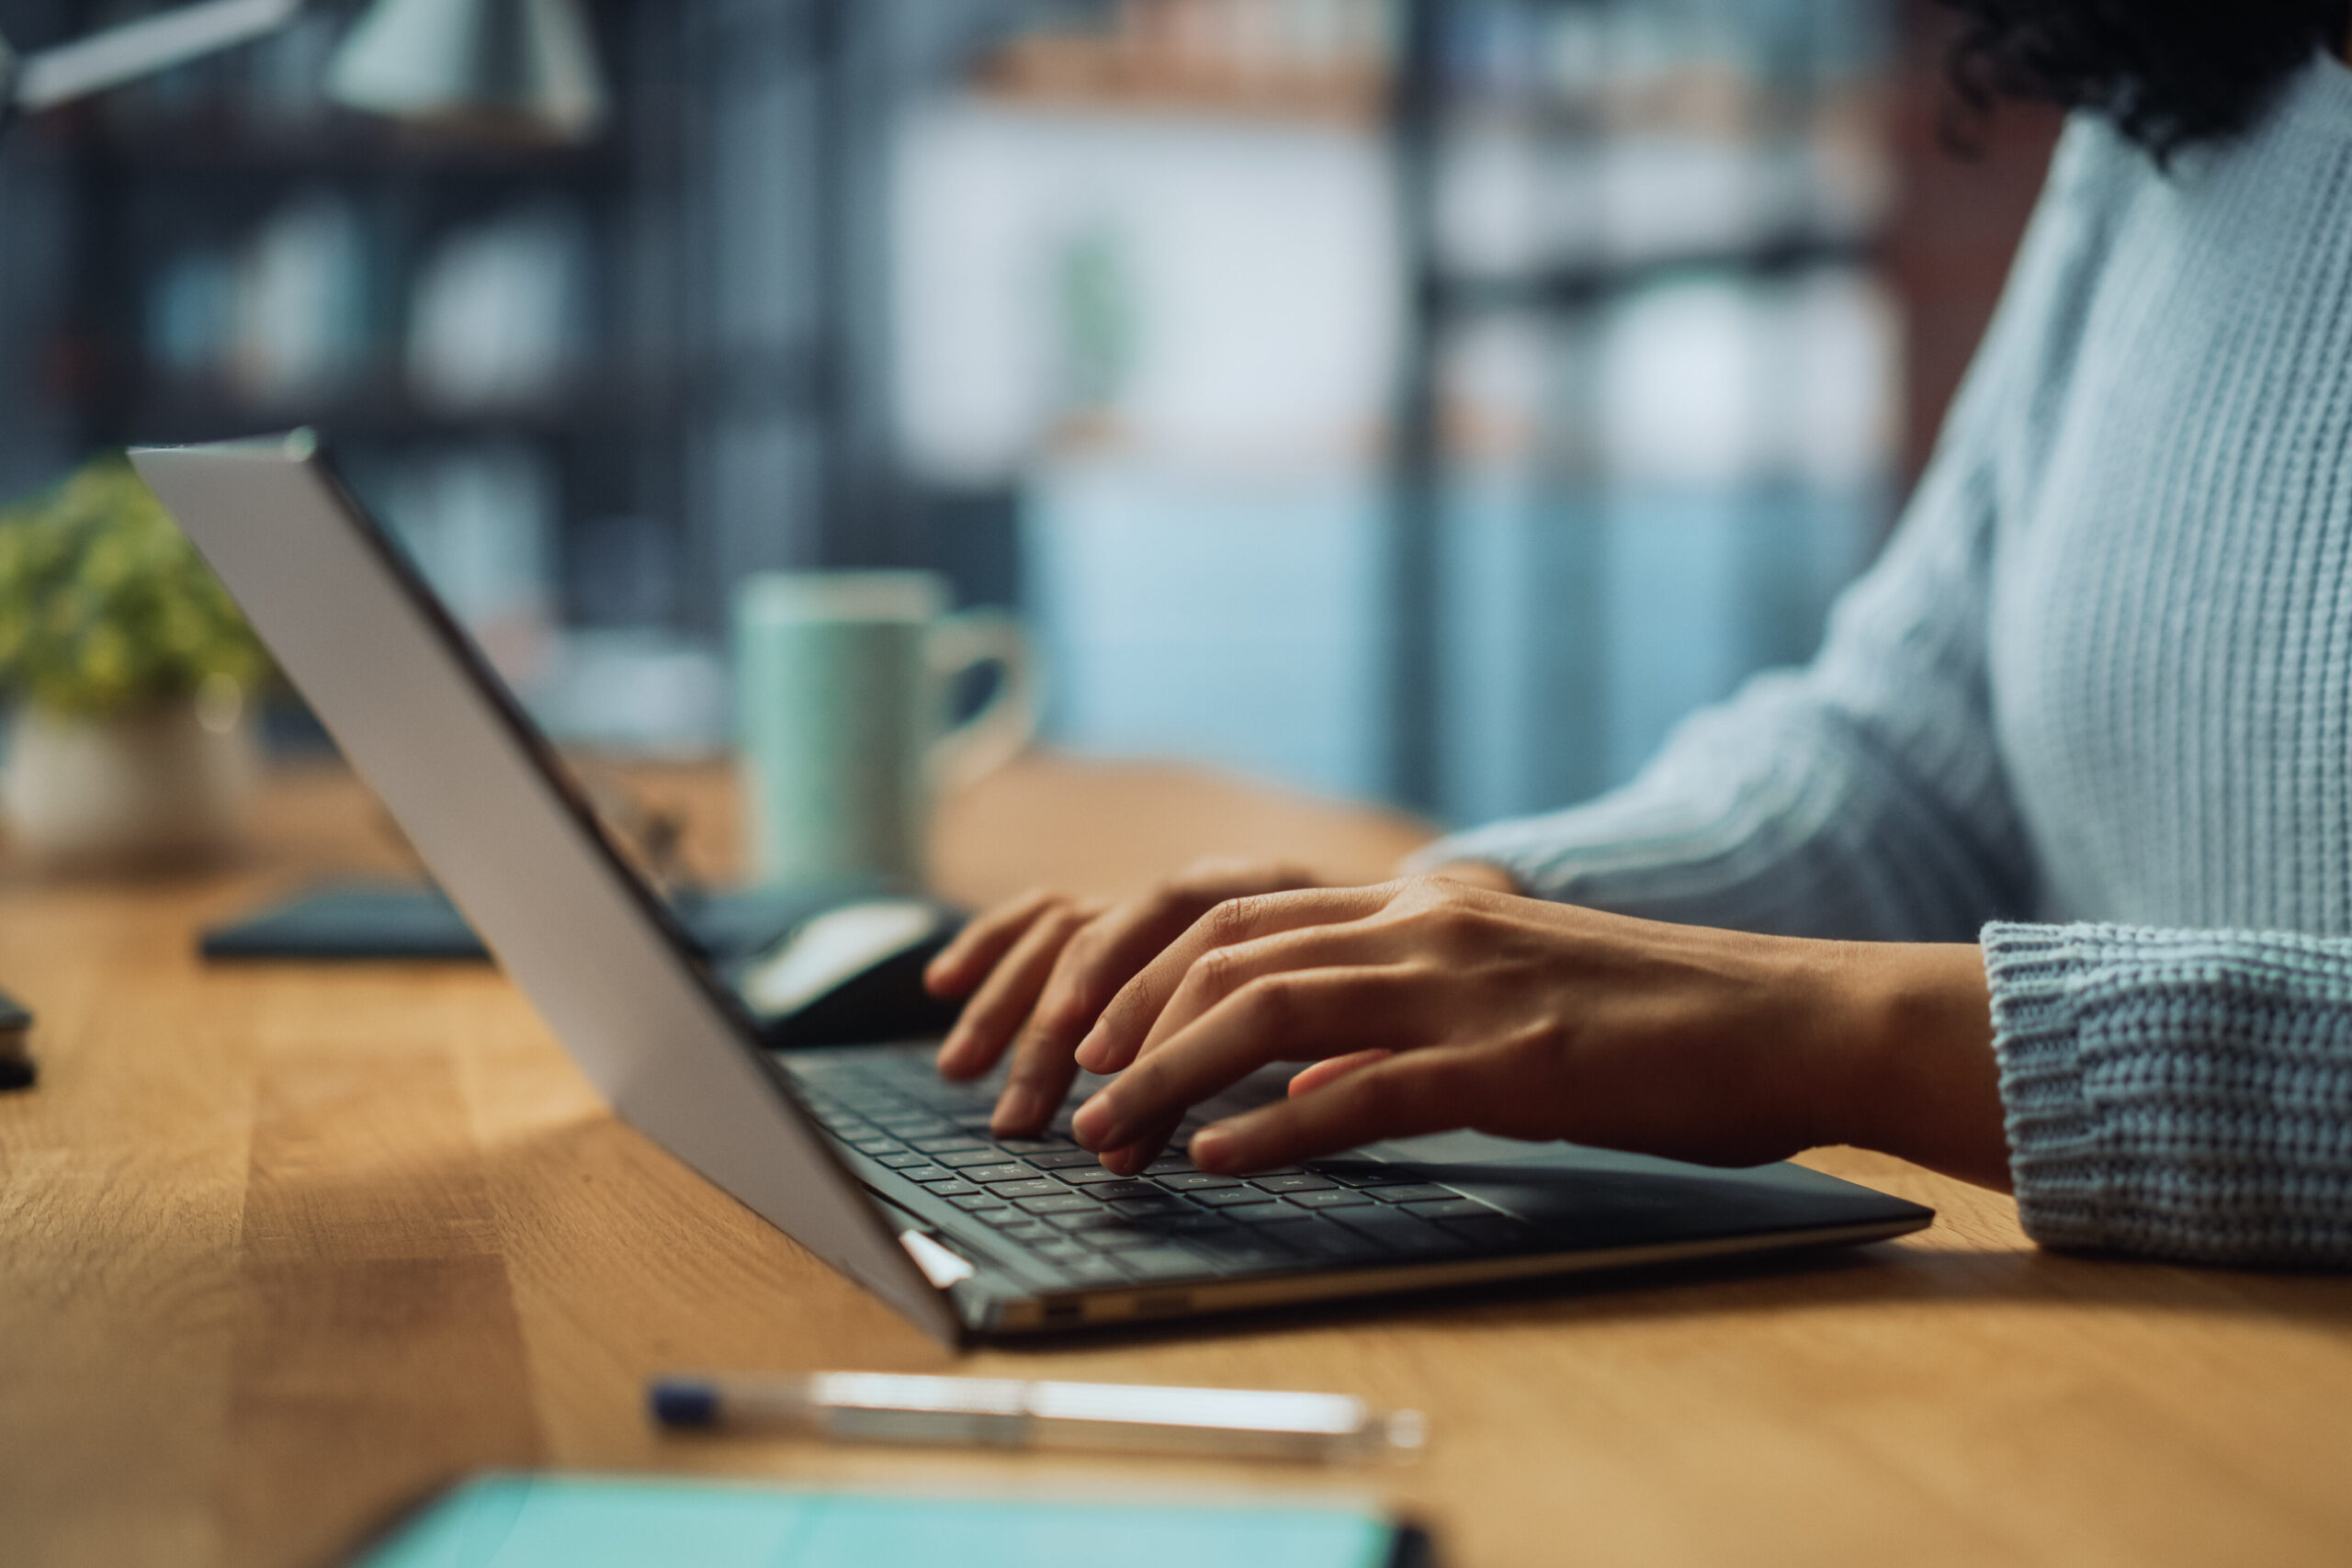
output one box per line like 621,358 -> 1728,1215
0,0 -> 605,142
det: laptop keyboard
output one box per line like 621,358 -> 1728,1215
781,1048 -> 1552,1291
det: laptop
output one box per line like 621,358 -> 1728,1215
133,432 -> 1934,1345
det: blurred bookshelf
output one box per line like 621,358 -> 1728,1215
0,0 -> 2046,801
0,0 -> 868,756
910,0 -> 1907,819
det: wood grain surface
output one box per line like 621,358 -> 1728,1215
3,755 -> 2347,1568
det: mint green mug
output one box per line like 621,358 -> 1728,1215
734,571 -> 1036,888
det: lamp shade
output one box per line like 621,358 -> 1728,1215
326,0 -> 606,145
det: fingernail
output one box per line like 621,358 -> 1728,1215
991,1084 -> 1048,1135
1190,1124 -> 1237,1172
934,1032 -> 969,1074
1072,1025 -> 1110,1073
1071,1092 -> 1119,1150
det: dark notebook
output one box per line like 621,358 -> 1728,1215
201,880 -> 870,964
198,880 -> 967,1047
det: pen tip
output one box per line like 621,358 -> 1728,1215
650,1379 -> 718,1429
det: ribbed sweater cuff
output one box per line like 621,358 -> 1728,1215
1981,921 -> 2110,1248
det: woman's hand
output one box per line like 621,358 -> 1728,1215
922,860 -> 1333,1135
1057,876 -> 2010,1189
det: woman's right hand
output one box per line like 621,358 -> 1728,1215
923,860 -> 1330,1136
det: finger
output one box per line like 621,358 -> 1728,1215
1288,1049 -> 1392,1098
1036,862 -> 1330,1045
1190,1043 -> 1500,1173
990,998 -> 1101,1138
1110,916 -> 1422,1075
1028,886 -> 1218,1049
987,882 -> 1238,1131
934,903 -> 1091,1080
1073,965 -> 1432,1152
1095,1114 -> 1184,1177
924,888 -> 1062,998
1076,884 -> 1404,1072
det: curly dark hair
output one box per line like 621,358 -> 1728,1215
1936,0 -> 2351,158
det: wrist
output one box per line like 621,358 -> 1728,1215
1825,942 -> 2012,1190
1421,860 -> 1519,893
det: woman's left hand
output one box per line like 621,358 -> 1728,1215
1063,876 -> 2012,1190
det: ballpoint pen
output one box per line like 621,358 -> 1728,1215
650,1371 -> 1428,1464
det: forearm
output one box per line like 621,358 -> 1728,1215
1825,942 -> 2011,1190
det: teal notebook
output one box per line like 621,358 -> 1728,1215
358,1475 -> 1416,1568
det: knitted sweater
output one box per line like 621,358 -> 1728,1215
1418,56 -> 2352,1267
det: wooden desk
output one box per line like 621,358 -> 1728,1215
5,758 -> 2349,1568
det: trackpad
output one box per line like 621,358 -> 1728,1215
1371,1133 -> 1915,1246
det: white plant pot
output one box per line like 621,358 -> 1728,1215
3,701 -> 260,869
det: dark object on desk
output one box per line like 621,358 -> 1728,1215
202,879 -> 864,964
0,985 -> 34,1091
200,881 -> 966,1046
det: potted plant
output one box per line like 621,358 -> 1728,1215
0,454 -> 271,868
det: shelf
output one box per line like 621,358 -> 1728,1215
114,344 -> 829,448
1423,233 -> 1878,315
975,33 -> 1388,127
10,107 -> 623,185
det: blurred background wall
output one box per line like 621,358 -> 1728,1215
0,0 -> 2058,824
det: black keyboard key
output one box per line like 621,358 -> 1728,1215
1159,1172 -> 1242,1191
1329,1207 -> 1471,1257
1055,1258 -> 1129,1288
1014,1192 -> 1098,1215
1081,1225 -> 1158,1251
1367,1184 -> 1457,1204
923,1181 -> 983,1199
1108,1195 -> 1189,1217
1045,1209 -> 1123,1232
1081,1179 -> 1159,1202
1182,1230 -> 1301,1270
876,1152 -> 935,1169
910,1134 -> 989,1154
1114,1246 -> 1212,1280
984,1179 -> 1063,1200
1155,1210 -> 1240,1235
1400,1198 -> 1493,1221
1051,1165 -> 1133,1186
848,1138 -> 902,1156
1283,1188 -> 1373,1210
1140,1158 -> 1194,1177
996,1138 -> 1068,1156
1193,1187 -> 1283,1209
936,1147 -> 1023,1169
1024,1148 -> 1102,1170
1440,1214 -> 1551,1249
957,1163 -> 1030,1184
1032,1238 -> 1093,1261
897,1166 -> 953,1184
1257,1218 -> 1388,1264
948,1193 -> 1011,1213
992,1218 -> 1057,1240
1249,1174 -> 1337,1194
1305,1157 -> 1405,1186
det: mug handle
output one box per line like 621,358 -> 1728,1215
925,609 -> 1040,793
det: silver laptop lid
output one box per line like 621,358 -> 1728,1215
133,432 -> 956,1343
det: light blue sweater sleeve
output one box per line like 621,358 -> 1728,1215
1986,923 -> 2352,1264
1412,120 -> 2352,1269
